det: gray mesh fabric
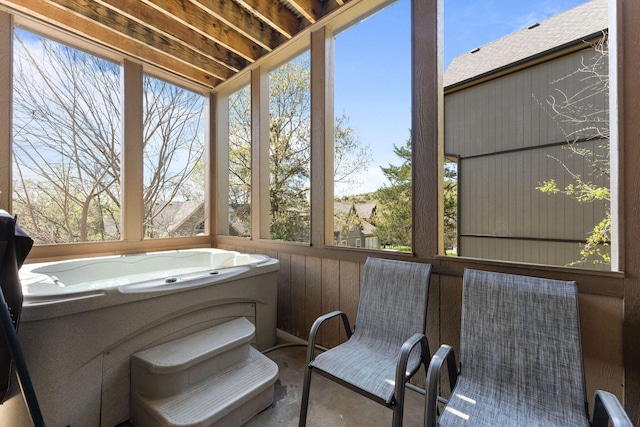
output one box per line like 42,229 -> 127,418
438,269 -> 589,426
309,258 -> 432,404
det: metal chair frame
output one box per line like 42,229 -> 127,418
424,269 -> 632,427
299,258 -> 432,427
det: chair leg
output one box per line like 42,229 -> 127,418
392,399 -> 404,427
298,365 -> 313,427
391,385 -> 405,427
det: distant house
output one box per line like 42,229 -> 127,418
444,0 -> 609,268
149,201 -> 205,238
333,202 -> 379,249
228,203 -> 250,237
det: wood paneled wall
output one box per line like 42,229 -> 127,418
619,0 -> 640,420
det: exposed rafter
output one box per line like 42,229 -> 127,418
141,0 -> 263,62
189,0 -> 285,50
5,0 -> 222,86
95,0 -> 248,72
0,0 -> 351,88
284,0 -> 324,23
235,0 -> 304,37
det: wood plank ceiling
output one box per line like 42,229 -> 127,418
1,0 -> 350,89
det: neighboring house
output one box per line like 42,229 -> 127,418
444,0 -> 609,268
150,201 -> 251,238
333,202 -> 379,249
228,203 -> 250,237
151,201 -> 379,247
149,200 -> 205,238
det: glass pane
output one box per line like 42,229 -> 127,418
443,0 -> 611,270
444,157 -> 459,255
228,84 -> 251,237
333,0 -> 411,252
143,75 -> 206,239
12,29 -> 121,244
268,51 -> 311,243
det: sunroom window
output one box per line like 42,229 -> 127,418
227,83 -> 251,238
12,29 -> 122,244
142,75 -> 206,239
332,0 -> 412,252
268,51 -> 311,243
442,0 -> 614,270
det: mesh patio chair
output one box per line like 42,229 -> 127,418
425,268 -> 633,427
299,257 -> 433,427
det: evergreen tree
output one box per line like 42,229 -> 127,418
375,138 -> 412,249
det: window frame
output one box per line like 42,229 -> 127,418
3,15 -> 214,260
217,35 -> 314,244
1,0 -> 623,276
140,71 -> 208,240
11,26 -> 124,244
215,76 -> 252,238
265,49 -> 313,244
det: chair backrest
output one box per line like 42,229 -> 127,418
352,258 -> 432,356
460,269 -> 587,413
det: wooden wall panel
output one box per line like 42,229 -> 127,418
621,0 -> 640,420
305,256 -> 322,341
579,293 -> 624,403
425,273 -> 441,357
338,260 -> 360,343
320,257 -> 341,348
276,252 -> 291,332
438,274 -> 462,355
290,253 -> 306,337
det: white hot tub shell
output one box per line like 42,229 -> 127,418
1,248 -> 279,426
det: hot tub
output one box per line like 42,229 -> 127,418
20,248 -> 274,298
3,248 -> 279,427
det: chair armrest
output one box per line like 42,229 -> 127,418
305,311 -> 352,365
393,333 -> 429,411
425,344 -> 458,427
396,333 -> 430,385
591,390 -> 633,427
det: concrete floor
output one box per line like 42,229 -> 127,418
246,344 -> 426,427
120,343 -> 427,427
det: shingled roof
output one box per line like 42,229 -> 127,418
444,0 -> 608,88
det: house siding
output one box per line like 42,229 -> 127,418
446,48 -> 610,268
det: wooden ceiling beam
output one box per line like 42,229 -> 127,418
282,0 -> 324,24
141,0 -> 263,62
190,0 -> 287,49
5,0 -> 221,87
325,0 -> 346,15
2,0 -> 352,89
97,0 -> 248,72
38,0 -> 234,81
235,0 -> 303,36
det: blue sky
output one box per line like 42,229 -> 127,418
333,0 -> 590,196
444,0 -> 591,67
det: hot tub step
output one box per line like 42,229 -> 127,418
131,317 -> 255,397
130,346 -> 278,427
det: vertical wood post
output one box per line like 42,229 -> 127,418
0,12 -> 12,212
121,59 -> 144,242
